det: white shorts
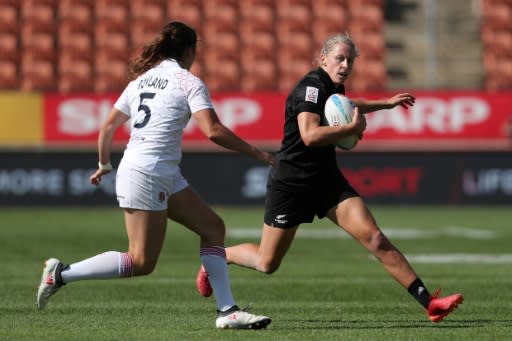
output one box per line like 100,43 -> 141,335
115,160 -> 189,211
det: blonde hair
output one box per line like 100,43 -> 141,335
315,32 -> 360,65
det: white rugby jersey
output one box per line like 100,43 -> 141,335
114,59 -> 213,175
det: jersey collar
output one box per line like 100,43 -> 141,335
158,58 -> 181,68
316,67 -> 345,94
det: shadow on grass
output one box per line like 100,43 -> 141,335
275,318 -> 509,330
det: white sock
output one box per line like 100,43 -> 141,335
60,251 -> 133,283
200,246 -> 236,312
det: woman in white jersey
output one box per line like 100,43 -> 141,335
36,21 -> 273,330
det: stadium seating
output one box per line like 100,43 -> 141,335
481,0 -> 512,30
276,0 -> 312,23
0,1 -> 19,34
94,21 -> 130,59
20,53 -> 56,92
202,20 -> 239,54
131,0 -> 166,24
58,19 -> 93,58
21,24 -> 55,59
0,0 -> 20,84
0,32 -> 18,62
189,56 -> 204,79
480,0 -> 512,90
0,59 -> 18,90
6,0 -> 391,93
277,48 -> 315,92
204,0 -> 238,23
58,0 -> 93,26
355,30 -> 386,60
240,50 -> 277,91
95,0 -> 129,26
167,0 -> 203,31
20,0 -> 56,25
349,57 -> 388,92
202,48 -> 241,92
130,19 -> 163,51
58,51 -> 94,93
57,25 -> 94,93
348,1 -> 384,32
94,53 -> 129,93
4,2 -> 511,99
240,0 -> 275,27
311,0 -> 349,37
240,22 -> 276,59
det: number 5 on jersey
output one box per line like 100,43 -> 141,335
134,92 -> 156,128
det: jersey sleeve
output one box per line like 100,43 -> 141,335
185,76 -> 214,114
293,78 -> 330,117
113,81 -> 136,117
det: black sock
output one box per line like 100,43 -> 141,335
56,263 -> 69,286
407,278 -> 431,309
217,305 -> 240,316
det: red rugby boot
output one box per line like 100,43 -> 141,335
196,264 -> 213,297
426,289 -> 464,322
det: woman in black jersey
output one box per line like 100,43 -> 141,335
197,33 -> 463,322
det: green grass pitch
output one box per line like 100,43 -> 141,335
1,205 -> 511,340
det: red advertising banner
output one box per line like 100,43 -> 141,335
357,91 -> 512,150
43,91 -> 512,150
43,92 -> 284,149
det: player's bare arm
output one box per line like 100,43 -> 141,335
352,93 -> 416,114
194,108 -> 275,166
90,108 -> 130,185
297,109 -> 365,147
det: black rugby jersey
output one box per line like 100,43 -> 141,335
273,67 -> 346,186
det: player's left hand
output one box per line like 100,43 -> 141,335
262,151 -> 277,167
389,93 -> 416,109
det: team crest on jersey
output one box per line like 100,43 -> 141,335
305,86 -> 319,103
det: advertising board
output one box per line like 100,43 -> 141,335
1,151 -> 510,206
39,91 -> 512,150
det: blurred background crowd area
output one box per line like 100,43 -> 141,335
0,0 -> 510,94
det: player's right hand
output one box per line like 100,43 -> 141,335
350,106 -> 366,136
90,169 -> 111,185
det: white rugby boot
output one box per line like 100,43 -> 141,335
36,258 -> 67,309
215,305 -> 272,329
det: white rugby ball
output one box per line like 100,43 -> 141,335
323,93 -> 359,150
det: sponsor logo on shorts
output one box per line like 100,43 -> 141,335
275,214 -> 287,224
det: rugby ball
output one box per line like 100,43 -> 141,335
323,93 -> 359,150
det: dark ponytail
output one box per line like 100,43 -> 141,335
129,21 -> 197,78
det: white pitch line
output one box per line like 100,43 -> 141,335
405,254 -> 512,264
227,226 -> 498,240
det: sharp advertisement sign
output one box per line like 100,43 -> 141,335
34,91 -> 512,150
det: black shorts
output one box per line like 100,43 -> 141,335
263,172 -> 359,228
